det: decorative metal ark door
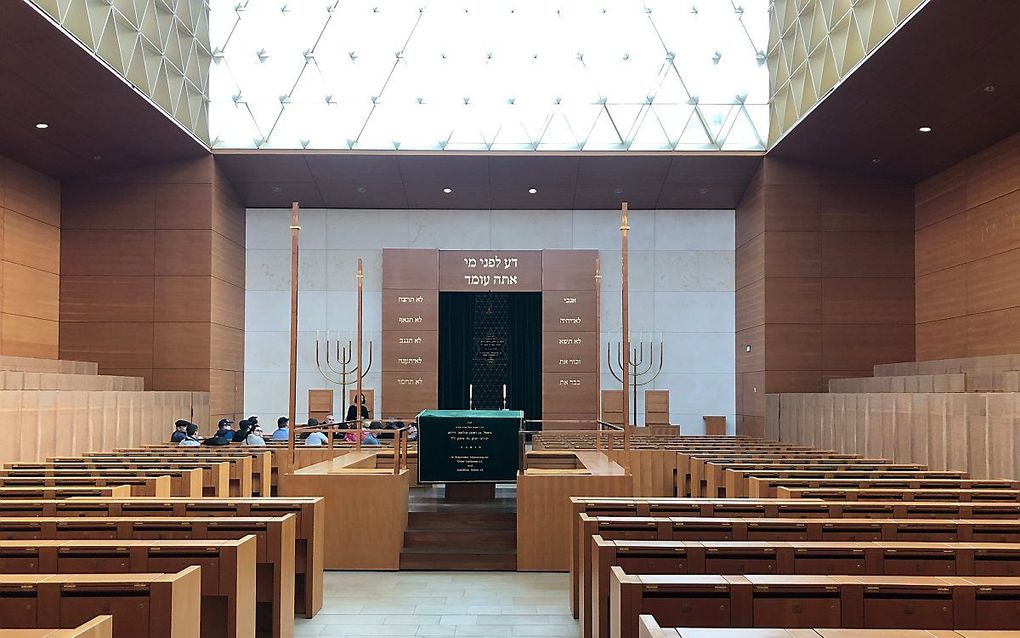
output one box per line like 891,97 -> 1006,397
471,292 -> 511,410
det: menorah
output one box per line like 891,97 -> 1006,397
606,334 -> 664,427
314,330 -> 373,420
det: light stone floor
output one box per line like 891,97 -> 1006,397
295,571 -> 578,637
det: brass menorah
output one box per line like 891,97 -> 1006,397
606,334 -> 664,426
314,330 -> 373,420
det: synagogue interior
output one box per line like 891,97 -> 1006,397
0,1 -> 1019,637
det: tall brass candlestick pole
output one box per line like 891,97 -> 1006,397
288,202 -> 301,461
594,256 -> 602,428
620,202 -> 630,450
356,258 -> 364,450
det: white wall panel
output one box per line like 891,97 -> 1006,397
244,208 -> 735,430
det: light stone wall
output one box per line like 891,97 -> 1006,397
245,209 -> 735,434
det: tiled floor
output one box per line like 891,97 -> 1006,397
296,571 -> 578,637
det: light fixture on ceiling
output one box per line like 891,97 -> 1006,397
918,126 -> 932,133
271,186 -> 282,193
442,187 -> 453,194
613,187 -> 624,195
984,85 -> 996,92
35,122 -> 48,129
92,155 -> 102,161
871,158 -> 881,164
699,187 -> 709,195
357,186 -> 367,194
528,188 -> 537,194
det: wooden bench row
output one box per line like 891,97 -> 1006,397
0,497 -> 323,619
569,497 -> 1020,619
0,568 -> 199,638
0,538 -> 254,638
613,570 -> 1020,638
0,615 -> 112,637
638,615 -> 1019,638
570,507 -> 1020,622
589,538 -> 1020,638
0,515 -> 294,638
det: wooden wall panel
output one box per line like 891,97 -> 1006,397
59,156 -> 245,423
916,132 -> 1020,359
736,157 -> 915,438
0,155 -> 61,358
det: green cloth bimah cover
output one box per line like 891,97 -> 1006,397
416,410 -> 523,483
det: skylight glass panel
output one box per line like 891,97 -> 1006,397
209,0 -> 769,150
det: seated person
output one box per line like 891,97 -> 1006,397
170,419 -> 189,443
179,423 -> 202,446
214,418 -> 236,440
232,419 -> 252,444
407,423 -> 418,441
271,416 -> 289,441
302,418 -> 328,446
243,423 -> 267,446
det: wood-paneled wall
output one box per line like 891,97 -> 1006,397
915,131 -> 1020,359
0,154 -> 60,358
0,389 -> 208,464
735,158 -> 915,437
59,157 -> 245,424
770,391 -> 1020,480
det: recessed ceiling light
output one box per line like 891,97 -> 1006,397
92,155 -> 102,161
698,187 -> 709,195
35,122 -> 48,129
442,187 -> 452,194
918,126 -> 932,133
613,187 -> 624,195
528,188 -> 537,194
271,186 -> 282,193
871,158 -> 882,164
357,186 -> 367,194
984,85 -> 996,92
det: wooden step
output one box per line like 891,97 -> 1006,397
407,511 -> 516,530
403,528 -> 516,550
399,547 -> 517,571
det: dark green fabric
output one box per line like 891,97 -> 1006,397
438,292 -> 473,411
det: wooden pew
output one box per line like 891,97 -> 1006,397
74,453 -> 248,498
0,516 -> 295,638
0,486 -> 132,499
44,458 -> 235,498
749,478 -> 1020,499
568,498 -> 1020,619
0,475 -> 170,497
723,468 -> 968,499
636,615 -> 1020,638
0,497 -> 325,618
0,538 -> 256,638
589,538 -> 1020,638
776,487 -> 1020,502
575,513 -> 1020,626
2,466 -> 204,498
0,615 -> 112,637
611,570 -> 1020,638
0,568 -> 200,638
77,454 -> 253,497
683,454 -> 891,498
114,449 -> 272,497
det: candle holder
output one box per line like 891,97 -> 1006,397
606,334 -> 664,426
